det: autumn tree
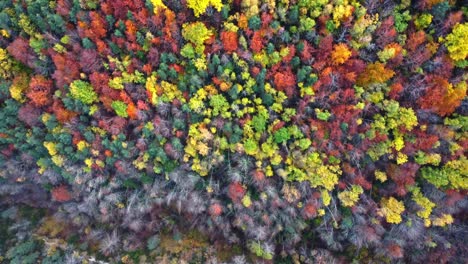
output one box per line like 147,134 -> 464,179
419,76 -> 466,116
26,75 -> 53,107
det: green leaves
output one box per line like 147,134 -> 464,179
273,127 -> 291,144
69,80 -> 98,105
111,100 -> 128,118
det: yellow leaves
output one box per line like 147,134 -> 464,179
396,152 -> 408,165
356,62 -> 395,86
191,159 -> 209,176
187,0 -> 223,17
412,188 -> 435,219
18,14 -> 37,36
393,136 -> 404,151
9,73 -> 30,102
375,170 -> 387,182
76,140 -> 89,151
150,0 -> 167,13
108,78 -> 124,90
338,185 -> 363,207
146,75 -> 185,105
223,22 -> 239,33
444,156 -> 468,190
241,0 -> 260,17
321,189 -> 331,206
51,155 -> 65,167
182,22 -> 213,54
442,23 -> 468,61
331,43 -> 352,65
197,142 -> 210,156
377,46 -> 397,62
432,214 -> 453,227
0,29 -> 9,38
194,58 -> 208,71
44,142 -> 58,156
242,194 -> 252,207
189,99 -> 205,114
381,197 -> 405,224
305,163 -> 341,191
0,48 -> 15,79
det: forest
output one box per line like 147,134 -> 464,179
0,0 -> 467,263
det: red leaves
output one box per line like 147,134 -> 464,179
51,185 -> 72,202
209,203 -> 223,217
387,163 -> 419,196
89,11 -> 108,40
228,182 -> 246,203
51,52 -> 80,89
79,49 -> 102,73
388,82 -> 404,100
375,17 -> 397,48
419,75 -> 465,116
406,31 -> 426,53
52,100 -> 77,123
27,75 -> 53,107
302,202 -> 317,219
7,38 -> 33,66
273,69 -> 296,97
221,31 -> 238,53
387,243 -> 404,259
251,170 -> 265,188
250,31 -> 263,53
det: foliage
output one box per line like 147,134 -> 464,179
69,80 -> 97,105
187,0 -> 223,17
111,100 -> 128,118
380,197 -> 405,224
0,0 -> 466,262
443,23 -> 468,61
338,185 -> 363,207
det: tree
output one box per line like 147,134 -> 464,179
273,69 -> 296,97
51,185 -> 72,202
69,80 -> 98,105
331,43 -> 352,65
26,75 -> 53,107
443,23 -> 468,62
187,0 -> 223,17
7,37 -> 34,66
380,197 -> 405,224
221,31 -> 238,53
111,100 -> 129,118
356,62 -> 395,86
419,76 -> 466,116
250,30 -> 263,53
79,49 -> 102,73
51,52 -> 80,89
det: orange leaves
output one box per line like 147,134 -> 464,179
419,76 -> 467,116
221,31 -> 238,53
331,43 -> 352,65
238,14 -> 248,30
356,62 -> 395,86
89,11 -> 108,40
406,31 -> 426,52
250,31 -> 263,53
273,69 -> 296,97
52,100 -> 77,123
26,75 -> 53,107
125,20 -> 137,42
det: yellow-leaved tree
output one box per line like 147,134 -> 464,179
187,0 -> 223,17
